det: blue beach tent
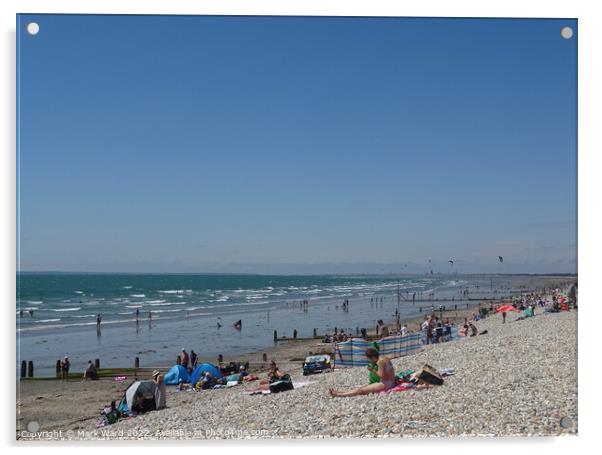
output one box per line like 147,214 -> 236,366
189,363 -> 222,384
164,365 -> 189,385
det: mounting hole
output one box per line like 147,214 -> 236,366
560,416 -> 573,429
26,22 -> 40,36
560,26 -> 573,40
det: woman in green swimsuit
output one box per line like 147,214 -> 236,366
329,348 -> 396,397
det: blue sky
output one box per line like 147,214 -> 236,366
17,15 -> 577,274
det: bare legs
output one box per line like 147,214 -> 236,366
329,382 -> 386,397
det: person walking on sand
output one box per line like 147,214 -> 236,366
329,348 -> 396,397
502,311 -> 507,324
152,370 -> 166,410
60,356 -> 70,381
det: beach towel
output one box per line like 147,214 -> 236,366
380,382 -> 416,393
246,381 -> 317,395
436,367 -> 455,376
381,382 -> 434,394
396,369 -> 415,380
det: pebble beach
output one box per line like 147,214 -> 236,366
57,302 -> 577,439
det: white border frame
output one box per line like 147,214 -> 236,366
2,0 -> 599,452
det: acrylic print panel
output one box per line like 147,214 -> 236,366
16,15 -> 577,440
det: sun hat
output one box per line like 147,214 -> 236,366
152,370 -> 160,378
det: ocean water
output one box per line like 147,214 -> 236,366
16,273 -> 521,376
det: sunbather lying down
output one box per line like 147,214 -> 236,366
329,348 -> 396,398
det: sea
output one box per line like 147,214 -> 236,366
16,273 -> 532,376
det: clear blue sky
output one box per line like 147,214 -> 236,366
17,15 -> 577,274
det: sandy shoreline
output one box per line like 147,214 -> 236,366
16,276 -> 576,439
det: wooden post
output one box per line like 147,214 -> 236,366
56,360 -> 61,377
262,353 -> 267,362
218,354 -> 223,363
134,357 -> 140,368
293,329 -> 298,339
273,330 -> 277,342
28,361 -> 34,378
20,361 -> 26,378
95,358 -> 100,369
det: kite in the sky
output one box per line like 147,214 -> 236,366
499,256 -> 504,263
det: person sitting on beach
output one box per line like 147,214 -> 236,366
258,361 -> 286,390
239,365 -> 248,378
198,371 -> 216,390
459,324 -> 469,337
152,370 -> 166,410
267,361 -> 285,381
329,348 -> 396,397
469,322 -> 478,337
83,360 -> 98,380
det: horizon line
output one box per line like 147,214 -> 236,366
16,270 -> 577,277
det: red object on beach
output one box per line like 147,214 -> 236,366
496,305 -> 520,313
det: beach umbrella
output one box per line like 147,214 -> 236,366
495,305 -> 519,313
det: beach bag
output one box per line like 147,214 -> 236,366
269,374 -> 294,393
416,364 -> 444,386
